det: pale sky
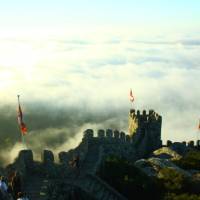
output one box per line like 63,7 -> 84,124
0,1 -> 200,26
0,1 -> 200,162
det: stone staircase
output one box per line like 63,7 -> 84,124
80,141 -> 100,174
23,176 -> 49,200
77,174 -> 127,200
74,142 -> 127,199
20,144 -> 127,200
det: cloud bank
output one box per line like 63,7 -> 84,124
0,30 -> 200,165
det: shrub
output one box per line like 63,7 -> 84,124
164,193 -> 200,200
158,168 -> 186,192
174,150 -> 200,170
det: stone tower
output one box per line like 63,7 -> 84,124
129,109 -> 162,157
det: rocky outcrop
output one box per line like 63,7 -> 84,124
135,157 -> 191,178
134,159 -> 157,177
152,147 -> 182,160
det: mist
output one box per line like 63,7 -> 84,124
0,102 -> 128,166
0,32 -> 200,166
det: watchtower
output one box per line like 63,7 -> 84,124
129,109 -> 162,156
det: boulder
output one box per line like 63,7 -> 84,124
153,147 -> 182,160
135,159 -> 157,176
149,158 -> 191,177
135,157 -> 191,178
42,150 -> 54,165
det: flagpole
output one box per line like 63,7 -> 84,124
197,119 -> 200,146
17,94 -> 20,106
17,95 -> 26,149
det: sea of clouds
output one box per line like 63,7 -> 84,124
0,29 -> 200,165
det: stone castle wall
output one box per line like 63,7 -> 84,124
5,109 -> 200,200
8,109 -> 164,176
11,110 -> 200,177
8,131 -> 200,180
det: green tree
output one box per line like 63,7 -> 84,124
174,150 -> 200,170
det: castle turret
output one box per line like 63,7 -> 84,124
129,109 -> 162,157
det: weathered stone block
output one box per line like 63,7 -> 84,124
120,132 -> 125,142
182,141 -> 186,146
98,129 -> 105,138
18,150 -> 33,166
130,109 -> 135,114
166,140 -> 172,147
58,151 -> 69,164
84,129 -> 94,138
188,140 -> 194,148
143,110 -> 146,116
42,150 -> 54,164
114,130 -> 120,139
149,109 -> 154,115
126,135 -> 131,142
106,129 -> 113,138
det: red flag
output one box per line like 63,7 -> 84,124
17,98 -> 27,135
198,120 -> 200,131
129,89 -> 134,102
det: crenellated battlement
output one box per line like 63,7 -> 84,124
11,128 -> 136,176
83,129 -> 130,143
9,126 -> 200,182
6,106 -> 200,200
128,109 -> 162,138
166,140 -> 200,149
16,149 -> 56,166
129,109 -> 162,124
11,107 -> 164,176
14,139 -> 200,168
